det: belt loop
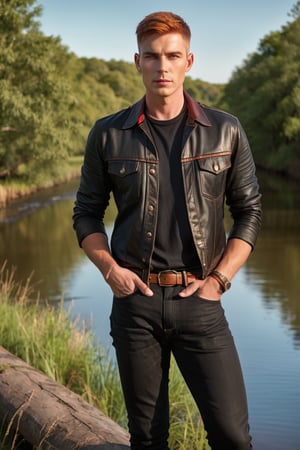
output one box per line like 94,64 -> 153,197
142,269 -> 149,285
182,271 -> 188,287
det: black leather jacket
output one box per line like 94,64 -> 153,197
73,92 -> 262,279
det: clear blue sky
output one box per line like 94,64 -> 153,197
37,0 -> 295,83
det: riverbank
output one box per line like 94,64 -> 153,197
0,157 -> 82,207
0,264 -> 210,449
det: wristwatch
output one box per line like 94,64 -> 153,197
211,270 -> 231,292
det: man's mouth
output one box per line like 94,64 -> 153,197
155,79 -> 171,85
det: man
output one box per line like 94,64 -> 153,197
73,11 -> 261,450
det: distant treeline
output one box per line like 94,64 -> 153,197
1,0 -> 300,182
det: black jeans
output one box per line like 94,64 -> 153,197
110,285 -> 252,450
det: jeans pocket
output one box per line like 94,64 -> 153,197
113,290 -> 139,300
193,294 -> 221,303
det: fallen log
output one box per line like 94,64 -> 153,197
0,345 -> 130,449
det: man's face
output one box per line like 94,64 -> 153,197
135,33 -> 194,98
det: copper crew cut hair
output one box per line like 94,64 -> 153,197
136,11 -> 191,45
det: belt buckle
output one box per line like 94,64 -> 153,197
157,269 -> 179,287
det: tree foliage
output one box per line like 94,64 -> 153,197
220,1 -> 300,177
0,0 -> 76,180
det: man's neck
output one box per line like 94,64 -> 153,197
145,91 -> 185,120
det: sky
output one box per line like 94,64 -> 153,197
37,0 -> 295,84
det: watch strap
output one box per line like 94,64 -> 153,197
211,270 -> 231,292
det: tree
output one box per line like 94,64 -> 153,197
220,2 -> 300,177
289,0 -> 300,19
0,0 -> 75,180
184,76 -> 224,105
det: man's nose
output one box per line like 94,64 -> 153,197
156,56 -> 168,71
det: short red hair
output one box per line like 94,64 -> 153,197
136,11 -> 191,46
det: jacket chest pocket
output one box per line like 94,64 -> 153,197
196,154 -> 231,199
108,160 -> 141,202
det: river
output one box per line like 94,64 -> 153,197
1,172 -> 300,450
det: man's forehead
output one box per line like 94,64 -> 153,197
138,32 -> 190,52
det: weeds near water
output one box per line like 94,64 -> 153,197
169,360 -> 210,449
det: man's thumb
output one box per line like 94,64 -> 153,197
136,279 -> 154,297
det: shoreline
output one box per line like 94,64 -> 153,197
0,169 -> 81,208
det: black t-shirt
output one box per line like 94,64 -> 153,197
146,109 -> 200,272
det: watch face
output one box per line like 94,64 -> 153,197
225,281 -> 231,290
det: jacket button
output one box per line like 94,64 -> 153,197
119,167 -> 126,174
148,205 -> 154,212
147,231 -> 152,238
213,163 -> 219,172
149,168 -> 156,175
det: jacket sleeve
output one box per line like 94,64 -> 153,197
72,123 -> 111,246
226,119 -> 262,248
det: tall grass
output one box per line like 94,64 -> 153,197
0,263 -> 210,449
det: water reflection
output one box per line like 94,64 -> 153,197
0,181 -> 83,300
246,171 -> 300,345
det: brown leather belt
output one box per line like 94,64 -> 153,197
148,270 -> 201,287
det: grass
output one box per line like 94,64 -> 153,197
0,262 -> 210,449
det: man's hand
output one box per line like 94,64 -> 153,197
81,233 -> 153,298
179,238 -> 253,300
106,264 -> 153,298
178,276 -> 222,300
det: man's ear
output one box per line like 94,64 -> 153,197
134,53 -> 141,71
186,52 -> 194,73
